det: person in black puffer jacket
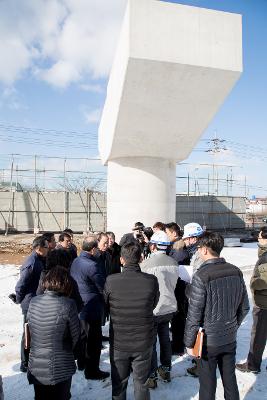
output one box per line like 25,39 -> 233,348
184,232 -> 249,400
104,242 -> 160,400
27,266 -> 80,400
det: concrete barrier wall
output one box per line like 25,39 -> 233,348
176,195 -> 246,230
0,191 -> 245,232
0,190 -> 106,232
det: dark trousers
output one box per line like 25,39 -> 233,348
151,313 -> 172,374
80,319 -> 102,375
199,342 -> 239,400
21,313 -> 29,367
34,378 -> 72,400
110,347 -> 152,400
171,279 -> 188,353
247,306 -> 267,371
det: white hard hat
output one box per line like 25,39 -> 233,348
150,231 -> 171,249
182,223 -> 204,239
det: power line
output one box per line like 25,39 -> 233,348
0,122 -> 97,138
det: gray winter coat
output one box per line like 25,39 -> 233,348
27,291 -> 80,385
141,252 -> 179,316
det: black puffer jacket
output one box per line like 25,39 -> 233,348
184,258 -> 249,348
104,264 -> 159,352
27,291 -> 80,385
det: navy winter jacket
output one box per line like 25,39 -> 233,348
70,251 -> 105,321
15,251 -> 45,313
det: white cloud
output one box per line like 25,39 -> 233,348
79,83 -> 103,94
0,86 -> 27,110
0,0 -> 127,88
83,108 -> 102,124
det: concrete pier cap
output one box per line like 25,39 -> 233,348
99,0 -> 242,240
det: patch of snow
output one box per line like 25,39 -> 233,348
0,244 -> 266,399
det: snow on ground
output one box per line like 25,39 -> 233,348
0,243 -> 266,399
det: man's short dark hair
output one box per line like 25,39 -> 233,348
153,222 -> 165,231
121,242 -> 142,264
82,234 -> 98,252
42,266 -> 73,296
42,232 -> 55,242
32,236 -> 48,249
58,232 -> 71,242
198,232 -> 224,257
260,226 -> 267,239
165,222 -> 181,237
46,248 -> 72,270
96,232 -> 108,241
63,228 -> 74,235
106,231 -> 115,240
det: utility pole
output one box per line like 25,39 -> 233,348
34,155 -> 40,234
5,155 -> 14,236
63,158 -> 67,229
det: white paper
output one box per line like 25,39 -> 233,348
178,264 -> 194,283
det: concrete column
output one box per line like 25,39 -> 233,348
107,157 -> 176,239
99,0 -> 242,239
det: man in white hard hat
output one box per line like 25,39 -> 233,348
141,231 -> 179,388
182,222 -> 204,273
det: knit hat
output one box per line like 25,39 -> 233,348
150,231 -> 171,250
182,223 -> 203,239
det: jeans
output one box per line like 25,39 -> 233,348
151,313 -> 173,373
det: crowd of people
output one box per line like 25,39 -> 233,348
5,222 -> 267,400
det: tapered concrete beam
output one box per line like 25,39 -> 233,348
98,0 -> 242,239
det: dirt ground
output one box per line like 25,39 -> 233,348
0,233 -> 83,265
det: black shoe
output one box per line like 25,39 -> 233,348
187,364 -> 199,377
236,362 -> 260,374
20,363 -> 28,373
101,335 -> 110,342
85,369 -> 110,380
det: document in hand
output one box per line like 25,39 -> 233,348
192,328 -> 204,358
178,264 -> 194,283
24,322 -> 31,350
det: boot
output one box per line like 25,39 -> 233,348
146,372 -> 158,389
158,365 -> 171,382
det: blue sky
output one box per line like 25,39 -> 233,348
0,0 -> 266,196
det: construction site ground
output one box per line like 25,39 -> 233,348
0,234 -> 84,265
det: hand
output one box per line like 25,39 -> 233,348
8,293 -> 17,303
186,347 -> 195,357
